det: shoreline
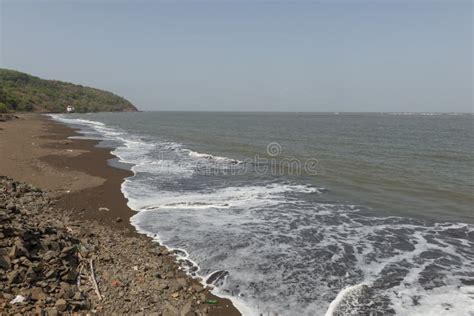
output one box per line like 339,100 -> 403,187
0,113 -> 241,315
42,116 -> 138,234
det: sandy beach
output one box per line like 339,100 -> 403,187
0,113 -> 240,315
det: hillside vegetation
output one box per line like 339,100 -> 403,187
0,69 -> 138,113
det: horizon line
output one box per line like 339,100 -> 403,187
133,110 -> 472,114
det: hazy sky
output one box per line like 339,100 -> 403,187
1,1 -> 472,112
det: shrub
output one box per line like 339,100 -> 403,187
0,102 -> 9,113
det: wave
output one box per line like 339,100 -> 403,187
184,148 -> 243,165
124,181 -> 322,212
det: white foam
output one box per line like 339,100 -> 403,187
325,283 -> 367,316
389,284 -> 474,316
125,181 -> 321,212
185,149 -> 243,164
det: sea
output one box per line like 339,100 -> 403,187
50,112 -> 474,316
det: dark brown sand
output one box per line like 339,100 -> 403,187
0,113 -> 240,315
40,119 -> 137,234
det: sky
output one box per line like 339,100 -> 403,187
1,0 -> 472,112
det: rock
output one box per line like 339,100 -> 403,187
115,217 -> 122,223
72,292 -> 82,300
177,278 -> 188,287
60,269 -> 77,281
191,283 -> 204,293
163,303 -> 180,316
158,283 -> 169,291
3,293 -> 14,300
61,246 -> 75,255
58,282 -> 73,299
70,300 -> 89,309
55,299 -> 67,312
0,254 -> 11,269
30,287 -> 46,301
44,269 -> 57,279
98,207 -> 110,212
180,301 -> 193,316
101,253 -> 112,262
20,256 -> 33,267
42,238 -> 60,252
9,245 -> 22,258
25,266 -> 38,282
45,307 -> 58,316
169,278 -> 186,292
42,250 -> 56,262
111,279 -> 122,287
6,202 -> 16,211
206,270 -> 229,286
7,270 -> 21,285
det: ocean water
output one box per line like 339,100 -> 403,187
51,112 -> 474,316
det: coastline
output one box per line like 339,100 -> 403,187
0,113 -> 240,315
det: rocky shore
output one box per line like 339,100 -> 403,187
0,176 -> 238,315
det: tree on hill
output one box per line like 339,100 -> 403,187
0,69 -> 138,113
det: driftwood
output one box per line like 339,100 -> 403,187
89,259 -> 102,300
77,263 -> 84,290
76,248 -> 103,300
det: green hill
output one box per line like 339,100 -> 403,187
0,69 -> 138,113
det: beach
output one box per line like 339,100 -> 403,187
2,1 -> 471,313
0,113 -> 240,315
2,112 -> 473,315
